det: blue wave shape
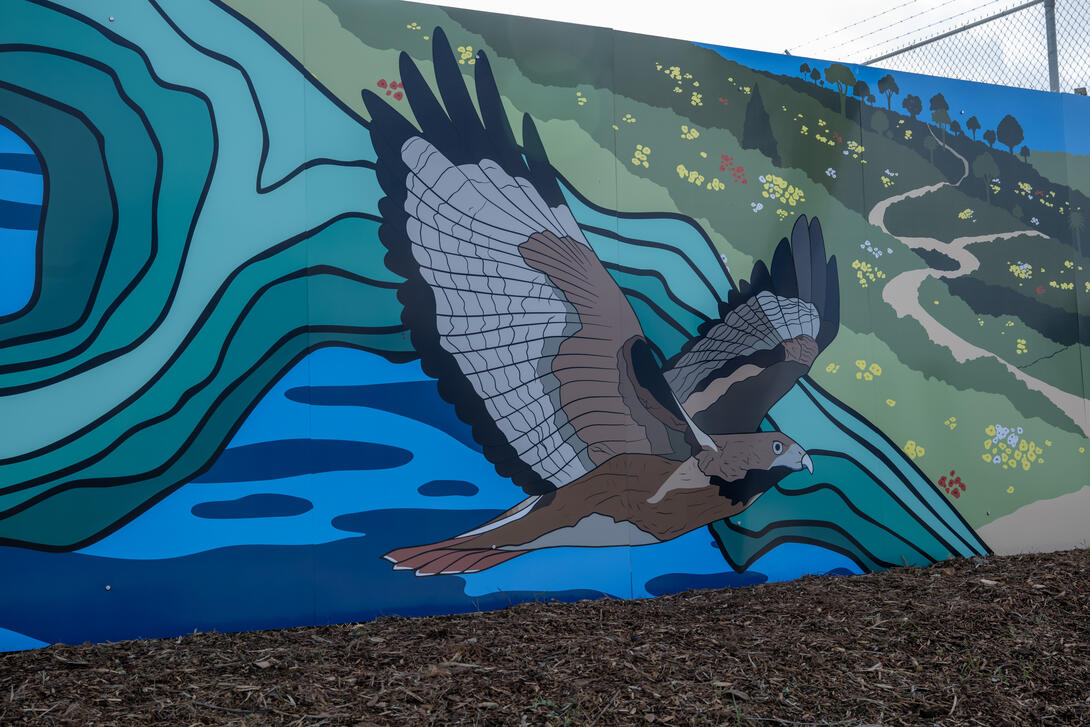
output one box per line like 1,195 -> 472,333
285,382 -> 482,453
190,493 -> 313,519
0,507 -> 607,646
418,479 -> 479,497
0,199 -> 40,231
0,152 -> 40,174
192,438 -> 412,483
644,571 -> 767,596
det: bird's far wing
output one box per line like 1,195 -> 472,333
362,30 -> 689,495
663,215 -> 839,435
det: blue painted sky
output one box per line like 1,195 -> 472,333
702,43 -> 1090,156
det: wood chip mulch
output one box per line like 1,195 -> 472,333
3,550 -> 1089,726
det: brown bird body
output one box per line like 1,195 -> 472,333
363,35 -> 838,577
385,434 -> 812,576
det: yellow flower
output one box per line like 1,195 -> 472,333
855,360 -> 867,370
1007,486 -> 1015,493
868,362 -> 882,376
985,425 -> 996,436
886,399 -> 896,407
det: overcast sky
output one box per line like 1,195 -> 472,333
409,0 -> 1020,65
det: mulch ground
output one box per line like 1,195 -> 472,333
3,550 -> 1089,726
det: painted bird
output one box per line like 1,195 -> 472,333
362,30 -> 838,576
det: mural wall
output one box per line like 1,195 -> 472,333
0,0 -> 1086,651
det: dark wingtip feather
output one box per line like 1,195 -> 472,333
807,216 -> 828,315
817,255 -> 840,348
748,260 -> 772,294
474,51 -> 526,178
398,49 -> 455,146
431,29 -> 486,157
791,214 -> 813,303
521,113 -> 565,208
769,237 -> 798,300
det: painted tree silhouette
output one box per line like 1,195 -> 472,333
929,93 -> 949,114
825,63 -> 856,116
800,62 -> 811,77
878,73 -> 899,110
1070,209 -> 1085,251
972,152 -> 999,203
870,108 -> 890,137
742,83 -> 781,165
983,129 -> 996,148
902,94 -> 922,120
810,68 -> 821,84
950,120 -> 962,136
924,135 -> 939,164
853,80 -> 871,104
1020,145 -> 1031,162
931,107 -> 952,140
966,115 -> 981,139
997,114 -> 1024,154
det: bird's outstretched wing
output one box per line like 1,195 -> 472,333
362,30 -> 690,496
664,215 -> 839,434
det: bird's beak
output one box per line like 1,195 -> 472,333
801,453 -> 814,474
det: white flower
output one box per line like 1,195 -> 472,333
887,248 -> 893,254
1008,434 -> 1020,446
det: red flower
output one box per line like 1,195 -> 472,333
377,79 -> 388,88
938,476 -> 947,486
1036,286 -> 1045,295
393,91 -> 404,100
952,490 -> 960,498
386,90 -> 392,96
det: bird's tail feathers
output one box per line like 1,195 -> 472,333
384,537 -> 524,576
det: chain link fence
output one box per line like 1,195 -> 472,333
858,0 -> 1089,94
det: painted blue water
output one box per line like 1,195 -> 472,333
700,43 -> 1088,155
0,346 -> 860,651
0,122 -> 40,316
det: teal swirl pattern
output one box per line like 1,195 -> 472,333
0,0 -> 987,575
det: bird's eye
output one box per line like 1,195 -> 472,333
773,441 -> 784,454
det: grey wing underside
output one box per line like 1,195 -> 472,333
663,215 -> 839,433
666,292 -> 820,405
402,137 -> 683,490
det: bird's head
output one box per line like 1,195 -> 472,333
695,432 -> 813,506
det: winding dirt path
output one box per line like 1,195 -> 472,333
869,129 -> 1089,437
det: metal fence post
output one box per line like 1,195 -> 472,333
1045,0 -> 1060,91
